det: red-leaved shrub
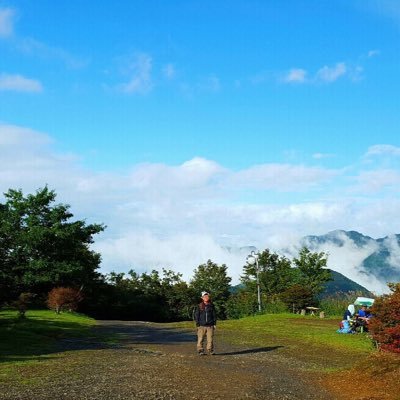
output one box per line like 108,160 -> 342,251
47,287 -> 83,314
369,283 -> 400,353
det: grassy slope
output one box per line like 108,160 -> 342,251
221,313 -> 372,351
1,310 -> 399,399
0,309 -> 96,365
173,313 -> 400,399
173,313 -> 373,370
0,311 -> 379,369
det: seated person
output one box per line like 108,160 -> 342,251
357,305 -> 371,320
338,304 -> 356,333
343,304 -> 355,321
355,305 -> 372,331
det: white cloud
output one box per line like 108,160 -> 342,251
363,0 -> 400,23
118,53 -> 153,94
2,124 -> 400,292
94,232 -> 249,282
0,123 -> 77,191
0,7 -> 87,69
347,65 -> 364,82
312,152 -> 334,160
128,157 -> 225,194
16,37 -> 89,69
384,235 -> 400,273
0,7 -> 15,38
280,61 -> 365,85
298,231 -> 388,293
0,123 -> 51,146
228,163 -> 338,191
368,49 -> 380,58
365,144 -> 400,157
162,63 -> 176,80
354,169 -> 400,193
283,68 -> 307,83
316,62 -> 347,82
0,73 -> 43,92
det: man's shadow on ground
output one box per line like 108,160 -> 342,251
216,346 -> 283,356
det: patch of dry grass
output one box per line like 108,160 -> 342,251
323,352 -> 400,400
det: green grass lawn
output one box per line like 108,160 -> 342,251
0,310 -> 393,398
177,313 -> 373,351
0,309 -> 96,365
171,313 -> 374,370
221,313 -> 373,352
1,309 -> 375,373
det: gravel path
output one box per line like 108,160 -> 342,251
0,320 -> 334,400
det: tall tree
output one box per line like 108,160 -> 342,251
241,249 -> 297,296
190,259 -> 232,319
98,268 -> 196,321
160,269 -> 197,320
0,187 -> 105,302
293,247 -> 332,296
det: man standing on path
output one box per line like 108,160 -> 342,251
194,291 -> 217,355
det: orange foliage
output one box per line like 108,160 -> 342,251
47,287 -> 83,314
369,283 -> 400,353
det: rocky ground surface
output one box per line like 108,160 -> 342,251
0,320 -> 335,400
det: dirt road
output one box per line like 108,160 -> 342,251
0,320 -> 334,399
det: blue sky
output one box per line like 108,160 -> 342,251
1,1 -> 400,289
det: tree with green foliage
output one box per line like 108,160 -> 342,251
101,270 -> 167,320
87,268 -> 196,321
236,247 -> 331,316
293,247 -> 332,296
226,290 -> 258,319
0,187 -> 105,303
190,260 -> 232,319
159,269 -> 198,320
241,249 -> 297,296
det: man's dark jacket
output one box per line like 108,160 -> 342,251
194,302 -> 217,327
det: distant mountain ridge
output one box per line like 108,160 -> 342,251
322,270 -> 372,298
225,230 -> 399,294
226,236 -> 374,296
304,230 -> 374,248
230,269 -> 372,298
301,230 -> 400,293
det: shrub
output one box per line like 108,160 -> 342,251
319,292 -> 360,317
226,292 -> 289,319
263,296 -> 288,314
369,283 -> 400,353
13,292 -> 35,317
279,284 -> 316,313
47,287 -> 83,314
226,291 -> 258,319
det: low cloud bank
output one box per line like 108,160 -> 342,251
1,124 -> 400,293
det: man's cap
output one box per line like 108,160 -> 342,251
201,291 -> 209,297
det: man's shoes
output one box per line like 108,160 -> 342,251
198,350 -> 215,355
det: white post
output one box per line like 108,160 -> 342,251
246,251 -> 262,313
255,256 -> 261,312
